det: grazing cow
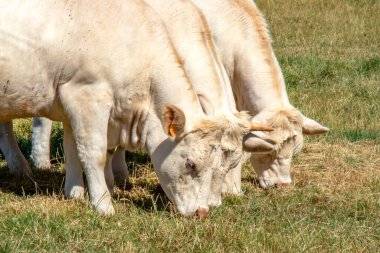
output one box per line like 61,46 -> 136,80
0,0 -> 249,216
5,0 -> 272,207
142,0 -> 274,206
192,0 -> 329,190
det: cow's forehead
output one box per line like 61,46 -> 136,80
181,129 -> 220,143
265,123 -> 302,143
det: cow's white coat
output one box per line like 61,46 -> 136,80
0,0 -> 237,216
192,0 -> 329,189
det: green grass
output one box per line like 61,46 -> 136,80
281,56 -> 380,142
1,0 -> 380,252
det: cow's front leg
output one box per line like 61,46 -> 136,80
222,164 -> 243,196
63,123 -> 85,199
60,82 -> 114,215
111,147 -> 129,184
31,117 -> 53,170
67,114 -> 114,214
0,121 -> 32,177
105,150 -> 115,194
74,124 -> 114,214
208,172 -> 223,207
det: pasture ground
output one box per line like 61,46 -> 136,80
1,0 -> 379,252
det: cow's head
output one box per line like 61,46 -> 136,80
243,108 -> 329,189
207,111 -> 273,206
195,95 -> 273,207
150,104 -> 228,217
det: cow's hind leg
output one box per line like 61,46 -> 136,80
63,123 -> 85,199
0,121 -> 32,176
31,117 -> 53,170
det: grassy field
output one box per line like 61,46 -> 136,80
1,0 -> 379,252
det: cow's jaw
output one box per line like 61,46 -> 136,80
148,129 -> 222,216
251,139 -> 299,189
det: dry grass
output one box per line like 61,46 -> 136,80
1,141 -> 378,252
292,141 -> 380,194
1,0 -> 380,252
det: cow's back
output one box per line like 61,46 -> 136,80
0,0 -> 179,121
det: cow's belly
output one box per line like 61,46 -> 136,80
0,51 -> 63,121
0,84 -> 63,122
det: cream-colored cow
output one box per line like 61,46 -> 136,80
1,0 -> 273,208
192,0 -> 329,190
0,0 -> 250,216
141,0 -> 272,206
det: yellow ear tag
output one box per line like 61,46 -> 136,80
169,126 -> 175,137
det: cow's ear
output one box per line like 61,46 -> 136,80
243,132 -> 277,154
162,104 -> 186,137
197,93 -> 214,117
302,116 -> 329,135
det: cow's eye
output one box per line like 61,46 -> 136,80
185,158 -> 197,171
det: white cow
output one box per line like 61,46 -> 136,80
0,0 -> 250,216
5,0 -> 271,207
142,0 -> 273,206
192,0 -> 329,190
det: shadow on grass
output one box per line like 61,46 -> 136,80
115,151 -> 173,212
114,180 -> 172,213
0,150 -> 172,213
0,166 -> 65,196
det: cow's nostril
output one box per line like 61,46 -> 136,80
195,208 -> 209,219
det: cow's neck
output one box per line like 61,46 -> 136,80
149,45 -> 206,124
229,2 -> 291,115
194,0 -> 292,115
198,14 -> 238,115
230,48 -> 291,115
117,57 -> 206,153
109,16 -> 208,154
146,0 -> 236,116
109,102 -> 168,158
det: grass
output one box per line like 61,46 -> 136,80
1,0 -> 379,252
1,141 -> 379,252
282,56 -> 380,142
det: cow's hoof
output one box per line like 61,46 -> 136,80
208,196 -> 222,207
222,186 -> 243,196
8,158 -> 33,178
32,158 -> 51,170
259,178 -> 276,189
65,186 -> 85,199
107,186 -> 115,196
113,172 -> 130,186
95,202 -> 115,215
